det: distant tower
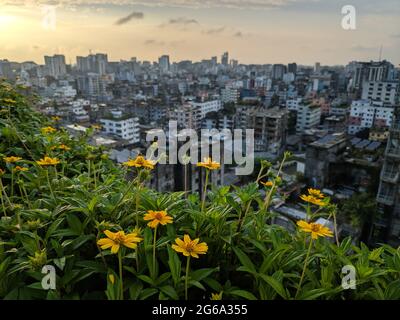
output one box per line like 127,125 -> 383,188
221,52 -> 229,66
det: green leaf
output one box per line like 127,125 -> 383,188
233,247 -> 257,274
230,289 -> 257,300
259,274 -> 288,299
160,285 -> 179,300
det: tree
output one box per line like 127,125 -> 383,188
340,193 -> 379,244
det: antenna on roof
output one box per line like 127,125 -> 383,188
378,45 -> 383,61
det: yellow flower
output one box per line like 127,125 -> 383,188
36,156 -> 60,166
260,180 -> 273,187
4,156 -> 22,163
0,168 -> 5,176
307,188 -> 324,199
41,126 -> 57,134
211,292 -> 223,300
51,116 -> 61,122
300,194 -> 326,207
297,220 -> 334,239
97,230 -> 143,254
108,274 -> 115,284
14,166 -> 28,172
143,210 -> 173,229
172,234 -> 208,258
2,98 -> 16,105
58,144 -> 71,151
123,155 -> 155,170
197,157 -> 220,170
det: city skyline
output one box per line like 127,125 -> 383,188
0,0 -> 399,65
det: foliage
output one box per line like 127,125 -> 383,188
0,81 -> 399,300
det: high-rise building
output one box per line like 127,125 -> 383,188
288,62 -> 297,74
348,60 -> 394,92
376,80 -> 400,246
362,81 -> 398,105
272,64 -> 287,80
100,110 -> 140,144
44,54 -> 66,78
158,55 -> 170,73
315,62 -> 321,73
247,106 -> 288,155
76,53 -> 108,75
348,100 -> 394,135
221,52 -> 229,66
296,102 -> 321,133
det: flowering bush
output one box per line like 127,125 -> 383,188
0,81 -> 399,300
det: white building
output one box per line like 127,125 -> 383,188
348,100 -> 394,135
190,99 -> 222,119
44,55 -> 66,78
100,110 -> 140,143
296,103 -> 321,133
361,81 -> 398,105
221,87 -> 240,103
286,97 -> 302,111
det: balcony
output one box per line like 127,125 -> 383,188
381,166 -> 400,184
391,122 -> 400,132
386,147 -> 400,159
377,193 -> 395,206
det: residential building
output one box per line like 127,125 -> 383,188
100,110 -> 140,143
247,106 -> 288,155
361,81 -> 398,105
296,102 -> 321,133
348,100 -> 394,135
44,54 -> 66,78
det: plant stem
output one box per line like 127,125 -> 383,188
295,238 -> 313,299
185,256 -> 191,300
184,164 -> 188,198
201,169 -> 209,213
333,211 -> 339,246
0,178 -> 7,216
109,177 -> 136,215
135,180 -> 141,226
118,250 -> 124,300
11,169 -> 14,198
46,169 -> 55,201
152,226 -> 157,279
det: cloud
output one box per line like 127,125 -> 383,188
202,26 -> 225,35
4,1 -> 304,10
351,45 -> 377,52
144,39 -> 165,46
114,11 -> 144,25
234,31 -> 243,37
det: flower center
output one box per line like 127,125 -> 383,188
185,242 -> 195,253
154,212 -> 163,220
114,232 -> 126,244
310,224 -> 320,232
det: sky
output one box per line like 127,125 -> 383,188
0,0 -> 399,66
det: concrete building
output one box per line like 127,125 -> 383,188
286,97 -> 302,111
221,86 -> 241,103
272,64 -> 287,80
100,110 -> 140,143
305,133 -> 348,188
348,100 -> 394,135
247,106 -> 288,156
44,54 -> 66,78
361,81 -> 398,105
376,88 -> 400,246
348,60 -> 394,92
158,55 -> 170,73
76,53 -> 108,75
296,102 -> 321,133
